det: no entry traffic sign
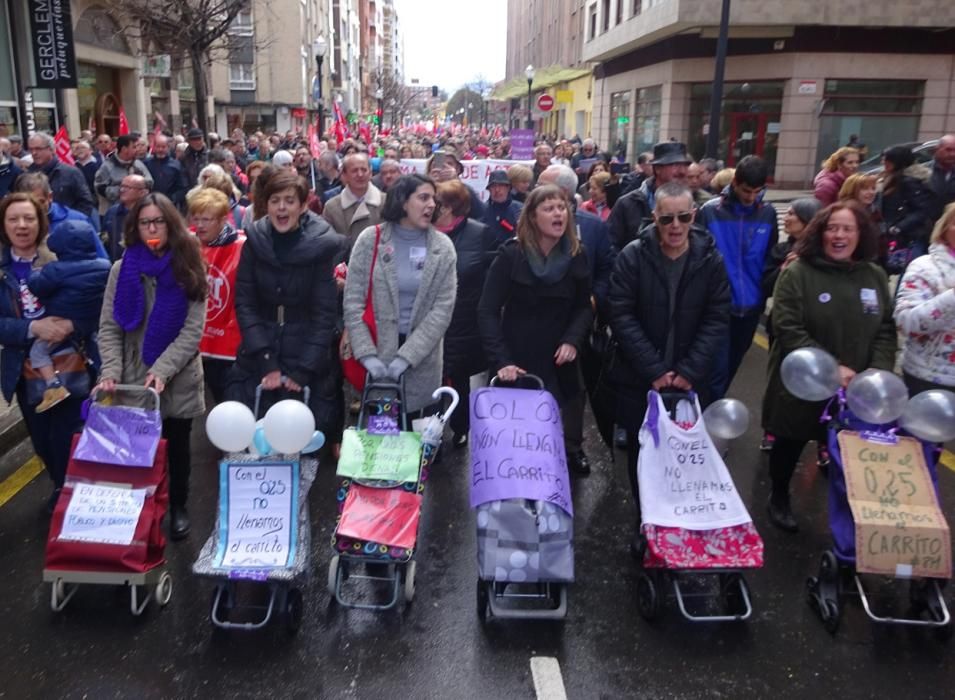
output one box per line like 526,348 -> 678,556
537,94 -> 554,112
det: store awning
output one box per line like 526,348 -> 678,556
491,65 -> 593,101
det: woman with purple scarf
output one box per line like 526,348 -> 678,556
95,193 -> 208,540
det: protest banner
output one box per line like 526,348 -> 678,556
59,484 -> 147,546
336,484 -> 422,549
216,461 -> 298,570
469,387 -> 573,515
840,431 -> 951,578
509,129 -> 535,159
337,429 -> 422,483
396,158 -> 534,202
199,236 -> 245,360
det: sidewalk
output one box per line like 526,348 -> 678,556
0,396 -> 26,456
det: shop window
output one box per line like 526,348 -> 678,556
633,85 -> 661,157
609,90 -> 631,161
229,64 -> 256,91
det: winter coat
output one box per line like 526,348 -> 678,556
580,199 -> 610,221
607,176 -> 654,251
880,167 -> 934,245
608,227 -> 730,429
180,146 -> 209,189
233,212 -> 343,389
0,154 -> 21,198
482,196 -> 522,243
697,185 -> 778,314
94,153 -> 153,205
763,257 -> 896,440
29,157 -> 95,216
102,203 -> 129,261
48,202 -> 107,259
443,217 -> 501,376
323,184 -> 385,252
478,239 -> 593,402
344,222 -> 457,412
812,169 -> 846,206
28,220 -> 111,321
894,242 -> 955,387
97,257 -> 207,419
575,208 -> 615,323
928,159 -> 955,221
145,156 -> 188,208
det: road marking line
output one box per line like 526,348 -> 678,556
531,657 -> 568,700
753,331 -> 955,473
0,456 -> 43,508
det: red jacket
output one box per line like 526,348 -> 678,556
813,169 -> 846,206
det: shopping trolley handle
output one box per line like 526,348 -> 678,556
92,384 -> 161,411
254,379 -> 311,420
490,373 -> 545,390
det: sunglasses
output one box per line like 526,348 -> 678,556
656,211 -> 693,225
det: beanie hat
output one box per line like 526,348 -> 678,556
790,197 -> 823,225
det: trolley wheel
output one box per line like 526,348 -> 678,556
636,573 -> 660,621
327,555 -> 340,597
819,550 -> 839,584
476,579 -> 490,622
403,561 -> 416,603
285,588 -> 303,635
820,598 -> 840,635
51,578 -> 67,612
156,572 -> 173,607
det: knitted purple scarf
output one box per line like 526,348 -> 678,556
112,244 -> 189,366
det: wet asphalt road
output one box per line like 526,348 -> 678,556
1,342 -> 955,700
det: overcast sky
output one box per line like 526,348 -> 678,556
394,0 -> 507,92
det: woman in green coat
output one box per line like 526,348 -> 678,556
763,201 -> 896,533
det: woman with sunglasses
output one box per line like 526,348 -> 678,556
95,193 -> 208,540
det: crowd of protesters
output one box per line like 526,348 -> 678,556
1,118 -> 954,549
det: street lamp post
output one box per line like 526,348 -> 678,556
525,64 -> 535,131
705,0 -> 731,159
313,36 -> 327,136
483,91 -> 490,131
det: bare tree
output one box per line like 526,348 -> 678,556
102,0 -> 251,133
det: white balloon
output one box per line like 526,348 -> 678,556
703,399 -> 750,440
900,390 -> 955,443
780,347 -> 841,401
263,400 -> 316,454
846,369 -> 909,425
206,401 -> 256,452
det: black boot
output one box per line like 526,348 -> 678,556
567,451 -> 591,476
767,496 -> 798,533
170,507 -> 191,541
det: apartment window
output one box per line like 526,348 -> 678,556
615,0 -> 622,24
229,63 -> 255,90
588,3 -> 597,40
632,0 -> 641,15
609,90 -> 631,160
633,85 -> 662,156
601,0 -> 610,32
230,6 -> 253,35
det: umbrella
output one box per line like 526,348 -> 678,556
581,325 -> 618,454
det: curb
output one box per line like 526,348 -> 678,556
0,409 -> 27,457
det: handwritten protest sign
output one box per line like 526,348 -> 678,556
216,461 -> 298,570
60,484 -> 146,545
637,393 -> 752,530
509,129 -> 535,159
840,431 -> 951,578
397,158 -> 534,202
469,387 -> 573,515
336,484 -> 422,549
74,404 -> 161,467
337,429 -> 422,483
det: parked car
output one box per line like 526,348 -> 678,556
858,139 -> 938,174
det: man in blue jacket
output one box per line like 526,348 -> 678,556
696,155 -> 777,399
15,172 -> 108,260
145,134 -> 188,210
482,170 -> 522,244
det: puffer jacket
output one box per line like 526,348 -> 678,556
895,242 -> 955,387
234,211 -> 344,388
608,226 -> 730,428
813,169 -> 846,206
697,185 -> 778,314
482,196 -> 522,243
28,220 -> 111,320
880,165 -> 934,245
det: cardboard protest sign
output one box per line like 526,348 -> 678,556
216,461 -> 298,570
59,484 -> 147,545
337,429 -> 422,483
469,387 -> 573,515
336,484 -> 422,550
840,431 -> 951,578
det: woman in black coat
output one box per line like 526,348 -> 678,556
227,170 -> 346,446
478,184 -> 593,472
879,145 -> 934,268
435,179 -> 501,448
608,182 -> 730,531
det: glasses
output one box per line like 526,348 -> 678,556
138,217 -> 167,229
656,212 -> 693,226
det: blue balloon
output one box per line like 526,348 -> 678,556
252,425 -> 273,455
301,430 -> 326,454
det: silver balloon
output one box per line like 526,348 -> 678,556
845,369 -> 909,425
899,390 -> 955,443
780,347 -> 841,401
703,399 -> 751,440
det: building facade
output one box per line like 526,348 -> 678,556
583,0 -> 955,186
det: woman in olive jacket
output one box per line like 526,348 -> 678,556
763,202 -> 896,533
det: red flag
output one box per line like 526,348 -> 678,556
358,121 -> 371,144
333,102 -> 347,144
54,126 -> 75,166
118,107 -> 130,135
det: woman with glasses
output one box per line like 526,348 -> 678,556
478,184 -> 594,475
95,192 -> 209,540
